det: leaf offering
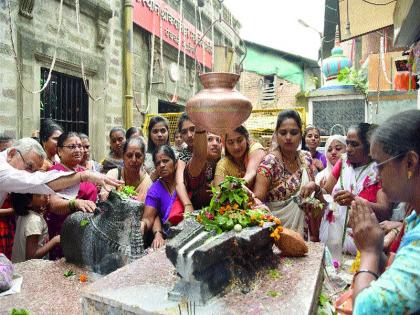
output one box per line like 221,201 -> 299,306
63,269 -> 75,277
195,176 -> 282,236
116,185 -> 137,199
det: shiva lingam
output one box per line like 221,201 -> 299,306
166,176 -> 307,304
186,1 -> 252,135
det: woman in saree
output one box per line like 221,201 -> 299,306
141,145 -> 177,249
100,137 -> 152,202
253,110 -> 320,240
214,125 -> 265,189
350,110 -> 420,314
321,123 -> 391,254
47,132 -> 97,259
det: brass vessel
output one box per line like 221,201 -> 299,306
186,72 -> 252,135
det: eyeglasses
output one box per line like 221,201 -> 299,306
60,144 -> 83,150
16,150 -> 35,172
373,153 -> 405,173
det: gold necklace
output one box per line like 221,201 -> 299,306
278,149 -> 299,170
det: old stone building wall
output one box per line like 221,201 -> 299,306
0,0 -> 124,160
0,0 -> 240,159
240,71 -> 302,109
133,0 -> 240,115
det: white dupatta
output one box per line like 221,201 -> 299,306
320,154 -> 377,255
266,167 -> 310,237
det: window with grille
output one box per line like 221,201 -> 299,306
261,75 -> 276,104
40,68 -> 89,134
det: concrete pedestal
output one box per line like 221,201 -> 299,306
81,242 -> 325,315
308,86 -> 366,135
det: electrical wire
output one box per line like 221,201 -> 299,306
7,0 -> 63,94
172,0 -> 183,100
75,0 -> 113,102
360,0 -> 396,5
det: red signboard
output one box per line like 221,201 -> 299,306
133,0 -> 213,69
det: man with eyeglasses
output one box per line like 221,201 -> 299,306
0,138 -> 122,206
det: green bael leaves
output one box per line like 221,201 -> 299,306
116,185 -> 137,199
63,269 -> 75,277
195,176 -> 274,234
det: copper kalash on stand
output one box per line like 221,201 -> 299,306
185,4 -> 251,134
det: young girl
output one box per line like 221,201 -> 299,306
10,193 -> 60,263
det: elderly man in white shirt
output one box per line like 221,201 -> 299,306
0,138 -> 121,206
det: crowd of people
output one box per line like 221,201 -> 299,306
0,109 -> 419,313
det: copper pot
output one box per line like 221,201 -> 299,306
186,72 -> 252,135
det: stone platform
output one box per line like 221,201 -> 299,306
81,242 -> 324,315
0,259 -> 101,315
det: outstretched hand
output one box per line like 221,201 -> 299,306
349,197 -> 384,254
81,171 -> 124,188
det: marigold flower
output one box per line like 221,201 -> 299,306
350,251 -> 361,273
79,274 -> 88,282
259,221 -> 264,227
233,203 -> 239,209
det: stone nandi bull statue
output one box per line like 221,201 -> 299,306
61,191 -> 145,274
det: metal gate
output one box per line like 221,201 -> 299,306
40,68 -> 89,134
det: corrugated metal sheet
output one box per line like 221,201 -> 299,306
338,0 -> 396,42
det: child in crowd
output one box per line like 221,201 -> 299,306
172,130 -> 187,156
10,193 -> 60,263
